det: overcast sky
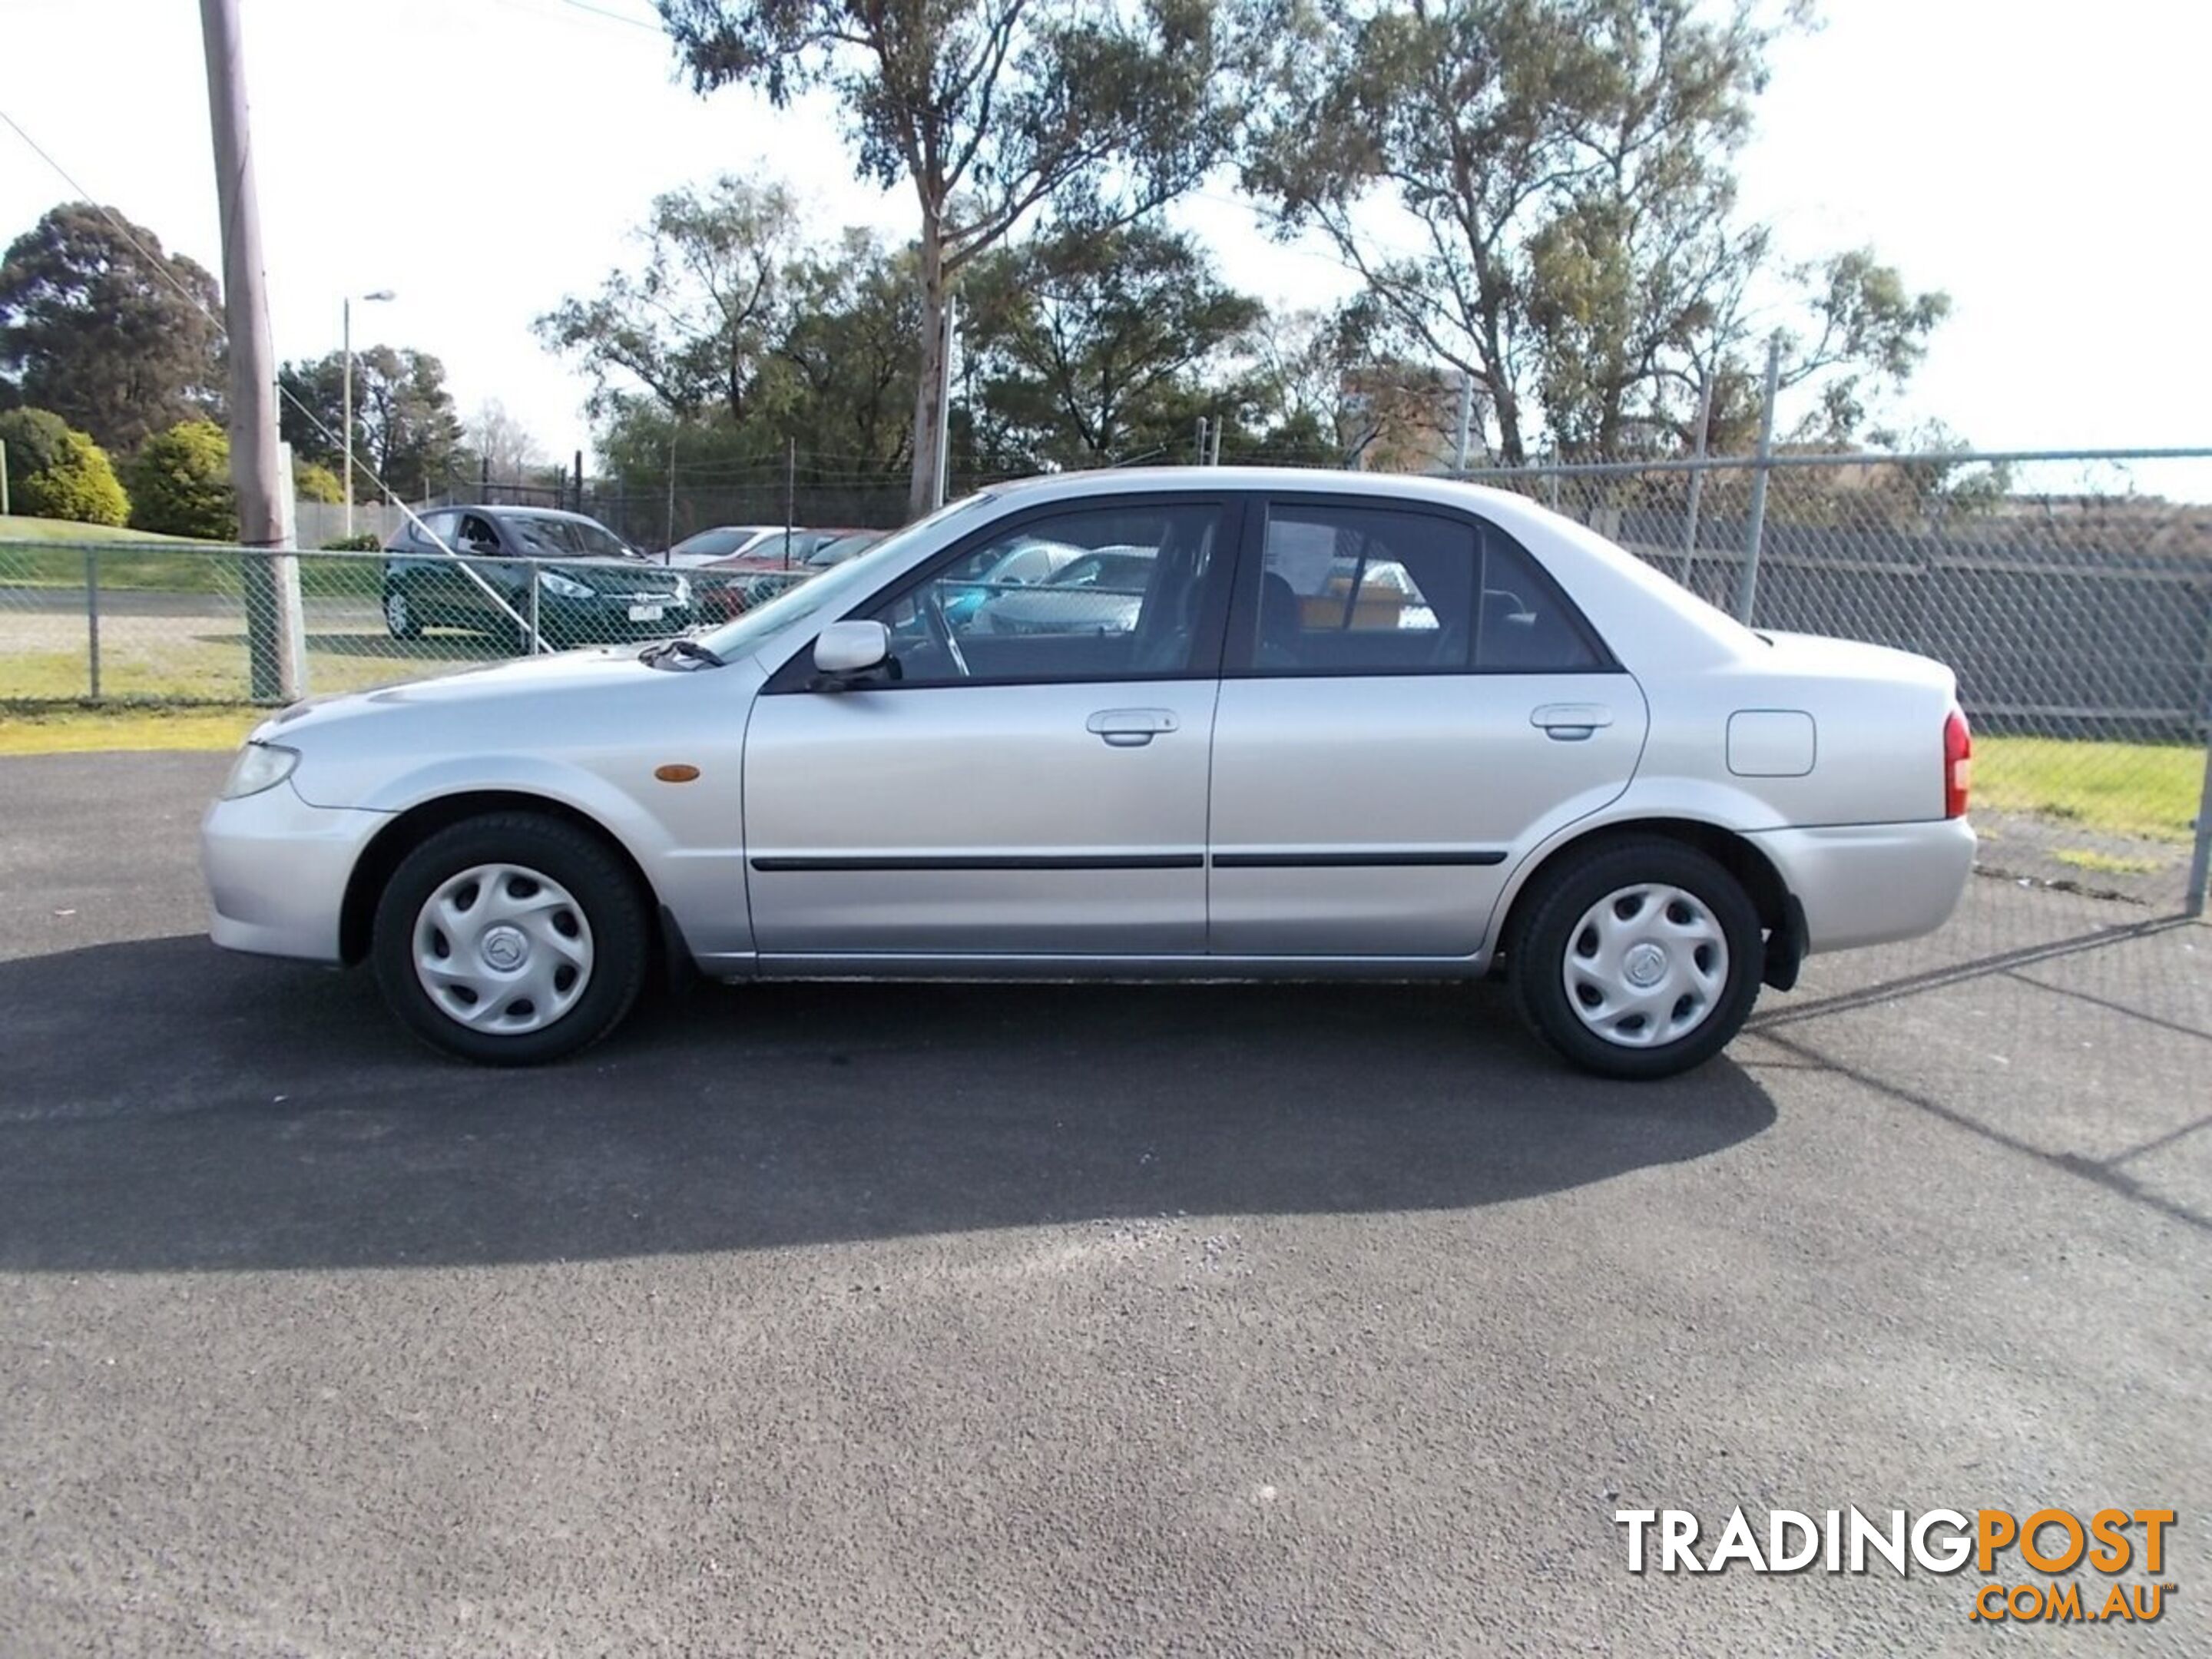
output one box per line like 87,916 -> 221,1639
2,0 -> 2206,495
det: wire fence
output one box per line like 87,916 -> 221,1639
1455,449 -> 2212,916
419,463 -> 1033,554
3,446 -> 2207,916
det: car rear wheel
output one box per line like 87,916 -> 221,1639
1508,836 -> 1763,1080
382,586 -> 422,641
370,813 -> 650,1065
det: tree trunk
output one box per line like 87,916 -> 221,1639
1494,386 -> 1527,468
906,221 -> 948,521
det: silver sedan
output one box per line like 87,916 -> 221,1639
202,469 -> 1975,1079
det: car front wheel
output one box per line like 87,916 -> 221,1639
1509,836 -> 1764,1080
370,813 -> 650,1065
382,586 -> 422,641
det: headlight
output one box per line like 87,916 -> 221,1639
539,570 -> 594,599
220,741 -> 300,800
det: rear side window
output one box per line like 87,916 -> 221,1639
1246,502 -> 1606,675
1472,533 -> 1607,673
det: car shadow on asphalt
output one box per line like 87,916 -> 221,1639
0,935 -> 1775,1273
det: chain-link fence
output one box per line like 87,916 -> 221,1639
1454,449 -> 2212,915
420,462 -> 1031,554
5,445 -> 2208,916
0,542 -> 713,707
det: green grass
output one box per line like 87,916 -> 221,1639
0,702 -> 260,754
0,530 -> 385,596
2051,847 -> 2163,877
0,515 -> 195,545
1975,736 -> 2204,843
1,608 -> 492,704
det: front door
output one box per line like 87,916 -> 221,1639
743,498 -> 1240,957
398,508 -> 469,626
451,511 -> 519,635
1207,495 -> 1647,957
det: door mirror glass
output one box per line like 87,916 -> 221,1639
813,619 -> 891,677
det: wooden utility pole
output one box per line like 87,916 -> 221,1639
200,0 -> 300,699
929,294 -> 955,512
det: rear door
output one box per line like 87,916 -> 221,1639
743,495 -> 1239,957
1206,495 -> 1647,957
397,508 -> 468,624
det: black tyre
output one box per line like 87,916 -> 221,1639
1508,836 -> 1763,1081
382,584 -> 422,641
370,813 -> 651,1065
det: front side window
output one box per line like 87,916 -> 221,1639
866,503 -> 1229,685
703,493 -> 996,668
1246,502 -> 1604,675
505,515 -> 630,561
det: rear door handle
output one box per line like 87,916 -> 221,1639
1531,703 -> 1613,741
1088,707 -> 1180,747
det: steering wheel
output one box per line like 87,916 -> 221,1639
921,584 -> 970,678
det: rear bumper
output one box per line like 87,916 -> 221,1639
1747,818 -> 1976,955
202,782 -> 390,962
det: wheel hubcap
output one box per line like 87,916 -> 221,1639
412,863 -> 592,1035
1561,882 -> 1729,1049
386,592 -> 409,630
479,924 -> 528,972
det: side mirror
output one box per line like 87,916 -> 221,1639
811,620 -> 892,681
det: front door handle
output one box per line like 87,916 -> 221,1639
1087,707 -> 1180,747
1531,703 -> 1613,741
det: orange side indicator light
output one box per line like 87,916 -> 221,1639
654,763 -> 701,783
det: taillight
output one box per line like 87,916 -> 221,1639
1943,709 -> 1972,819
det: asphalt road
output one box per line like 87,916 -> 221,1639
2,753 -> 2205,1655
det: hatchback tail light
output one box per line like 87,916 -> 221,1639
1943,708 -> 1972,819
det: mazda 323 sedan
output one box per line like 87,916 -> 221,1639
204,469 -> 1976,1079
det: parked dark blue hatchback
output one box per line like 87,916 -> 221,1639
381,506 -> 696,651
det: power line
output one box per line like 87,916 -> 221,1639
522,0 -> 664,32
0,102 -> 478,553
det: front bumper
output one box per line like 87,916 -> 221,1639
1747,817 -> 1977,955
539,598 -> 698,646
202,780 -> 391,962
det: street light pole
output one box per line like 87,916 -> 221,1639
342,297 -> 351,538
341,289 -> 394,538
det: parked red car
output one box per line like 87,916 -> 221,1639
696,528 -> 888,621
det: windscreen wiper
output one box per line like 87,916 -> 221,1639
640,637 -> 727,670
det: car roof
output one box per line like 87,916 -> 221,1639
439,504 -> 604,525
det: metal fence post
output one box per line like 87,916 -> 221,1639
1734,336 -> 1783,624
527,565 -> 542,655
1676,366 -> 1713,589
84,546 -> 101,700
2188,692 -> 2212,919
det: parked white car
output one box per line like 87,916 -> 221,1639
203,468 -> 1975,1078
